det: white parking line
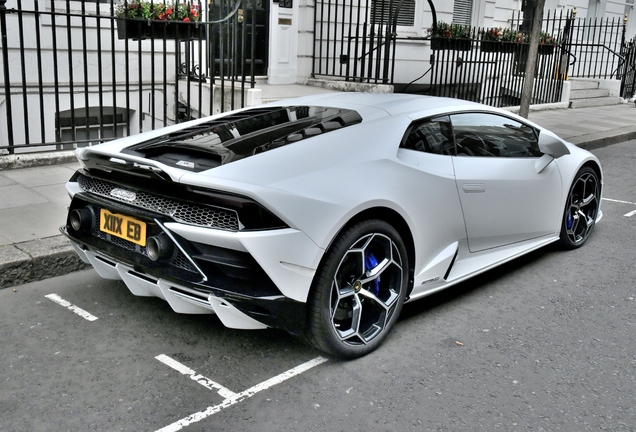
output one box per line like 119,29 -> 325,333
602,198 -> 636,217
155,354 -> 237,399
603,198 -> 636,205
45,294 -> 98,321
156,356 -> 328,432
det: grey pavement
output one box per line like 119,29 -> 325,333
0,100 -> 634,288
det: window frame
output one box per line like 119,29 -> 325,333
400,110 -> 542,159
449,111 -> 542,158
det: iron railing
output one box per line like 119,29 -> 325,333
0,0 -> 258,155
621,37 -> 636,99
550,11 -> 627,79
312,4 -> 636,107
312,0 -> 401,84
428,10 -> 571,108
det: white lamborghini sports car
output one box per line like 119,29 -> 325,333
62,93 -> 602,358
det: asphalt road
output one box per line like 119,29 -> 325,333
2,140 -> 635,432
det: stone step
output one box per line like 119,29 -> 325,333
569,97 -> 623,109
569,79 -> 600,90
569,88 -> 611,99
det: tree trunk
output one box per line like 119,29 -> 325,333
519,0 -> 546,119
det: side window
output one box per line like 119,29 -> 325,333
401,115 -> 455,155
451,113 -> 541,157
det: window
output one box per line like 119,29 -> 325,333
452,0 -> 473,26
450,113 -> 541,157
57,107 -> 128,146
370,0 -> 416,26
401,116 -> 455,155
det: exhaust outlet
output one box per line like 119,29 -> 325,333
69,206 -> 96,232
146,233 -> 174,261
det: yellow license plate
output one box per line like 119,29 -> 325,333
100,208 -> 147,247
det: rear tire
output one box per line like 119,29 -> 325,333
304,220 -> 409,359
559,166 -> 600,249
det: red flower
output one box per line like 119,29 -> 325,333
444,30 -> 451,38
183,17 -> 189,22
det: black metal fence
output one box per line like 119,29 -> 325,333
312,0 -> 399,84
620,37 -> 636,99
0,0 -> 257,155
428,10 -> 570,108
312,4 -> 636,107
558,11 -> 627,79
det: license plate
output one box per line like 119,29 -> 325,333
100,208 -> 147,247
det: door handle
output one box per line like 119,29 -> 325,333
462,183 -> 485,193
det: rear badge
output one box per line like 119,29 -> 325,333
110,188 -> 137,202
176,160 -> 196,169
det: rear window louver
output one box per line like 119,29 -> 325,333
120,106 -> 363,171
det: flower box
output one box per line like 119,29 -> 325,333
480,41 -> 519,54
116,18 -> 205,40
537,44 -> 555,55
480,41 -> 556,56
430,37 -> 472,52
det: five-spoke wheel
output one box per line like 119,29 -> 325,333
559,166 -> 600,248
305,220 -> 409,358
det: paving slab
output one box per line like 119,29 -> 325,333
0,202 -> 69,243
1,165 -> 77,188
0,233 -> 13,246
0,184 -> 48,209
0,173 -> 16,187
32,184 -> 72,207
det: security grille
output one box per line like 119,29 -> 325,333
453,0 -> 473,26
370,0 -> 415,26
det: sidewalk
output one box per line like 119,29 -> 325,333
1,102 -> 635,288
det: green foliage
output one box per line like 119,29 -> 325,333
427,21 -> 471,39
115,1 -> 200,22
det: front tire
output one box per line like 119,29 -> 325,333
304,220 -> 409,358
559,166 -> 600,249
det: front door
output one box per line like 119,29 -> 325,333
450,112 -> 563,253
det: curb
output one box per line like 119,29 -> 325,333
0,236 -> 90,289
568,126 -> 636,150
0,150 -> 78,170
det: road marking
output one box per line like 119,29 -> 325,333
156,356 -> 328,432
602,198 -> 636,205
155,354 -> 237,399
45,294 -> 98,321
602,198 -> 636,217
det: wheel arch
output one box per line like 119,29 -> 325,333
581,160 -> 603,185
323,206 -> 416,298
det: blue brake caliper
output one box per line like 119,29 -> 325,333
566,212 -> 573,230
365,252 -> 381,296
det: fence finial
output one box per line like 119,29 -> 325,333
572,6 -> 577,17
624,13 -> 628,24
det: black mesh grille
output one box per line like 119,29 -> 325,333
78,174 -> 240,231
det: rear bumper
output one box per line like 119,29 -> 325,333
62,192 -> 326,334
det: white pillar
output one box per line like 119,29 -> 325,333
268,0 -> 299,84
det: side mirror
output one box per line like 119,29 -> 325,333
538,132 -> 570,158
